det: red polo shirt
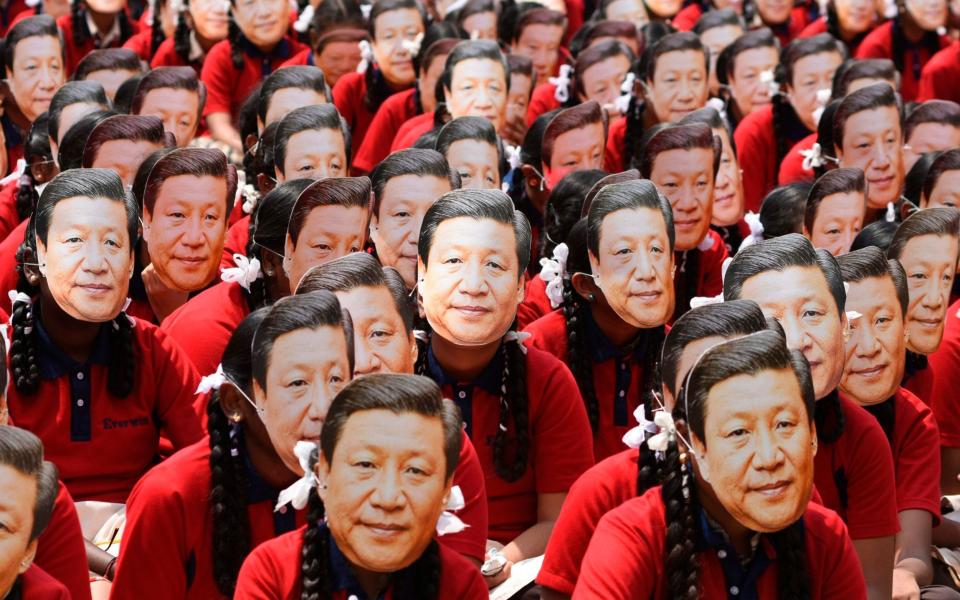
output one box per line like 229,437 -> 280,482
906,298 -> 960,447
151,37 -> 199,72
918,42 -> 960,103
888,388 -> 942,521
517,275 -> 553,330
855,21 -> 949,102
201,36 -> 306,121
537,448 -> 638,595
573,486 -> 867,599
352,87 -> 419,174
12,566 -> 70,600
0,178 -> 22,244
7,316 -> 203,503
111,439 -> 308,600
122,27 -> 153,62
425,343 -> 594,543
813,393 -> 900,540
33,481 -> 90,600
524,309 -> 655,462
526,82 -> 561,126
0,219 -> 27,315
390,111 -> 434,152
234,524 -> 487,599
778,132 -> 817,185
57,13 -> 141,75
222,216 -> 251,270
161,280 -> 253,378
279,47 -> 310,68
604,116 -> 626,174
671,3 -> 702,30
333,72 -> 412,165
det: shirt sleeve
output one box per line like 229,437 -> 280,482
895,394 -> 942,521
234,542 -> 289,600
201,41 -> 236,117
34,482 -> 91,600
844,405 -> 901,539
146,324 -> 205,447
809,507 -> 870,598
734,108 -> 775,214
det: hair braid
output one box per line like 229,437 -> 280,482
635,325 -> 665,494
228,14 -> 244,70
506,329 -> 530,478
118,10 -> 134,44
15,170 -> 36,222
10,296 -> 40,395
661,425 -> 700,600
150,9 -> 167,56
814,390 -> 845,444
674,250 -> 701,322
173,7 -> 191,62
624,96 -> 645,171
563,282 -> 599,431
207,392 -> 251,596
73,0 -> 91,47
771,92 -> 791,166
244,215 -> 271,310
772,520 -> 811,600
300,489 -> 330,600
106,314 -> 135,397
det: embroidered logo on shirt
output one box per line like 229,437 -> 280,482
102,416 -> 150,430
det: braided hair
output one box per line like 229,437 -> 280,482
415,188 -> 533,482
889,8 -> 942,82
71,0 -> 135,48
150,0 -> 168,56
12,169 -> 139,396
15,113 -> 54,222
206,308 -> 268,596
227,2 -> 244,70
173,0 -> 191,63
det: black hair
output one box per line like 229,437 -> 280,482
692,6 -> 743,34
923,149 -> 960,206
80,114 -> 174,169
16,113 -> 54,221
439,40 -> 510,104
678,106 -> 738,157
47,81 -> 109,144
851,219 -> 900,252
887,206 -> 960,262
141,147 -> 238,217
837,246 -> 908,316
904,150 -> 941,205
0,426 -> 59,542
206,307 -> 269,596
541,169 -> 606,260
831,58 -> 898,98
301,373 -> 461,600
13,169 -> 138,397
74,48 -> 142,81
258,66 -> 331,124
274,105 -> 352,175
435,116 -> 504,179
715,27 -> 777,127
586,178 -> 675,255
905,100 -> 960,142
759,183 -> 810,239
56,109 -> 117,171
369,148 -> 460,218
1,15 -> 61,74
112,75 -> 143,114
416,189 -> 532,481
130,66 -> 205,119
804,167 -> 866,233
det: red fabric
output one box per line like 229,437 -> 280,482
352,88 -> 419,174
17,565 -> 71,600
0,0 -> 30,35
234,525 -> 488,600
0,219 -> 28,315
524,310 -> 648,462
7,318 -> 203,503
778,132 -> 817,185
150,37 -> 194,72
855,21 -> 949,102
161,280 -> 252,379
333,72 -> 407,164
813,393 -> 900,539
562,0 -> 583,47
526,83 -> 561,127
918,41 -> 960,104
798,16 -> 828,38
7,6 -> 36,30
123,27 -> 154,62
57,13 -> 141,75
906,298 -> 960,446
441,431 -> 489,562
436,346 -> 594,543
604,116 -> 626,174
390,111 -> 434,152
222,216 -> 251,270
279,48 -> 310,68
887,387 -> 942,524
537,449 -> 636,595
0,179 -> 22,245
774,7 -> 813,47
111,440 -> 308,600
671,3 -> 703,31
200,36 -> 307,121
517,276 -> 554,331
735,104 -> 780,213
679,228 -> 728,298
34,482 -> 91,600
573,487 -> 867,599
4,142 -> 22,177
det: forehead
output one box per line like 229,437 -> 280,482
429,216 -> 516,252
0,463 -> 37,527
736,45 -> 778,66
844,106 -> 901,136
519,23 -> 565,41
373,7 -> 422,30
337,284 -> 402,321
334,410 -> 445,460
675,334 -> 727,391
792,51 -> 843,75
12,34 -> 61,60
142,86 -> 199,105
900,233 -> 959,265
654,49 -> 706,74
651,146 -> 714,174
269,326 -> 348,368
583,54 -> 630,76
703,368 -> 805,426
599,206 -> 668,242
287,128 -> 345,155
447,139 -> 498,160
95,138 -> 163,162
299,204 -> 367,233
452,57 -> 505,81
739,265 -> 835,308
846,274 -> 900,309
50,195 -> 128,228
814,192 -> 865,218
553,121 -> 605,148
156,174 -> 227,205
382,174 -> 450,205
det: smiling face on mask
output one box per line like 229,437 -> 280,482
729,46 -> 779,119
710,127 -> 745,227
371,8 -> 425,88
836,106 -> 905,210
787,51 -> 843,133
649,147 -> 715,251
445,58 -> 508,132
232,0 -> 289,50
898,234 -> 958,354
646,50 -> 708,124
334,285 -> 417,377
284,205 -> 369,292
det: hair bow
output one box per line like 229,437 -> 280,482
360,2 -> 372,19
221,255 -> 262,292
550,64 -> 574,103
401,32 -> 424,57
275,441 -> 318,511
646,410 -> 677,453
196,363 -> 227,394
504,330 -> 531,354
293,3 -> 314,33
0,159 -> 26,188
506,144 -> 522,171
356,40 -> 373,73
800,142 -> 827,170
622,405 -> 661,449
760,70 -> 779,96
436,485 -> 468,535
538,243 -> 568,309
241,183 -> 260,214
736,211 -> 764,253
612,72 -> 635,116
413,329 -> 429,344
885,202 -> 896,223
706,97 -> 727,122
7,290 -> 31,308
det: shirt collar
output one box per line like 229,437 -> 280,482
583,308 -> 650,363
426,341 -> 504,396
85,11 -> 121,47
33,310 -> 111,380
326,523 -> 397,600
238,35 -> 292,60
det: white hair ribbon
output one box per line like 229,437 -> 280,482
689,256 -> 732,309
0,159 -> 26,187
241,183 -> 260,214
443,0 -> 469,16
760,70 -> 779,96
706,97 -> 727,122
436,485 -> 468,535
696,234 -> 714,252
293,3 -> 315,33
612,72 -> 635,116
550,64 -> 574,103
275,441 -> 317,511
646,410 -> 678,452
800,142 -> 826,170
413,329 -> 429,344
885,202 -> 896,223
401,32 -> 424,57
504,330 -> 531,354
812,89 -> 832,125
221,255 -> 262,292
538,243 -> 568,309
196,363 -> 227,394
622,405 -> 660,449
356,40 -> 373,73
360,2 -> 372,19
736,211 -> 764,253
7,290 -> 31,308
506,144 -> 522,171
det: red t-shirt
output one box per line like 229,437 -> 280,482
233,524 -> 488,599
7,316 -> 203,503
906,298 -> 960,446
672,3 -> 702,30
57,13 -> 141,75
604,116 -> 626,174
0,0 -> 31,36
0,219 -> 27,314
33,481 -> 91,600
333,72 -> 412,165
673,229 -> 728,321
735,104 -> 812,213
918,41 -> 960,104
122,27 -> 154,62
161,280 -> 253,379
517,276 -> 553,331
426,344 -> 594,543
524,309 -> 652,462
526,82 -> 561,127
150,37 -> 199,73
888,387 -> 942,522
856,21 -> 949,102
573,486 -> 867,599
279,48 -> 310,68
352,87 -> 419,175
112,440 -> 309,600
440,430 -> 489,562
813,393 -> 900,539
200,36 -> 307,121
0,178 -> 22,245
222,216 -> 251,270
390,111 -> 434,152
778,132 -> 817,185
14,565 -> 71,600
537,448 -> 638,595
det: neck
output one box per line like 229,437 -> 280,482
696,479 -> 754,556
353,565 -> 392,600
588,302 -> 642,348
87,7 -> 116,36
38,294 -> 102,363
430,333 -> 500,381
194,30 -> 217,53
243,425 -> 298,490
901,13 -> 926,43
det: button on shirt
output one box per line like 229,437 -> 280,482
698,509 -> 778,600
426,345 -> 505,439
